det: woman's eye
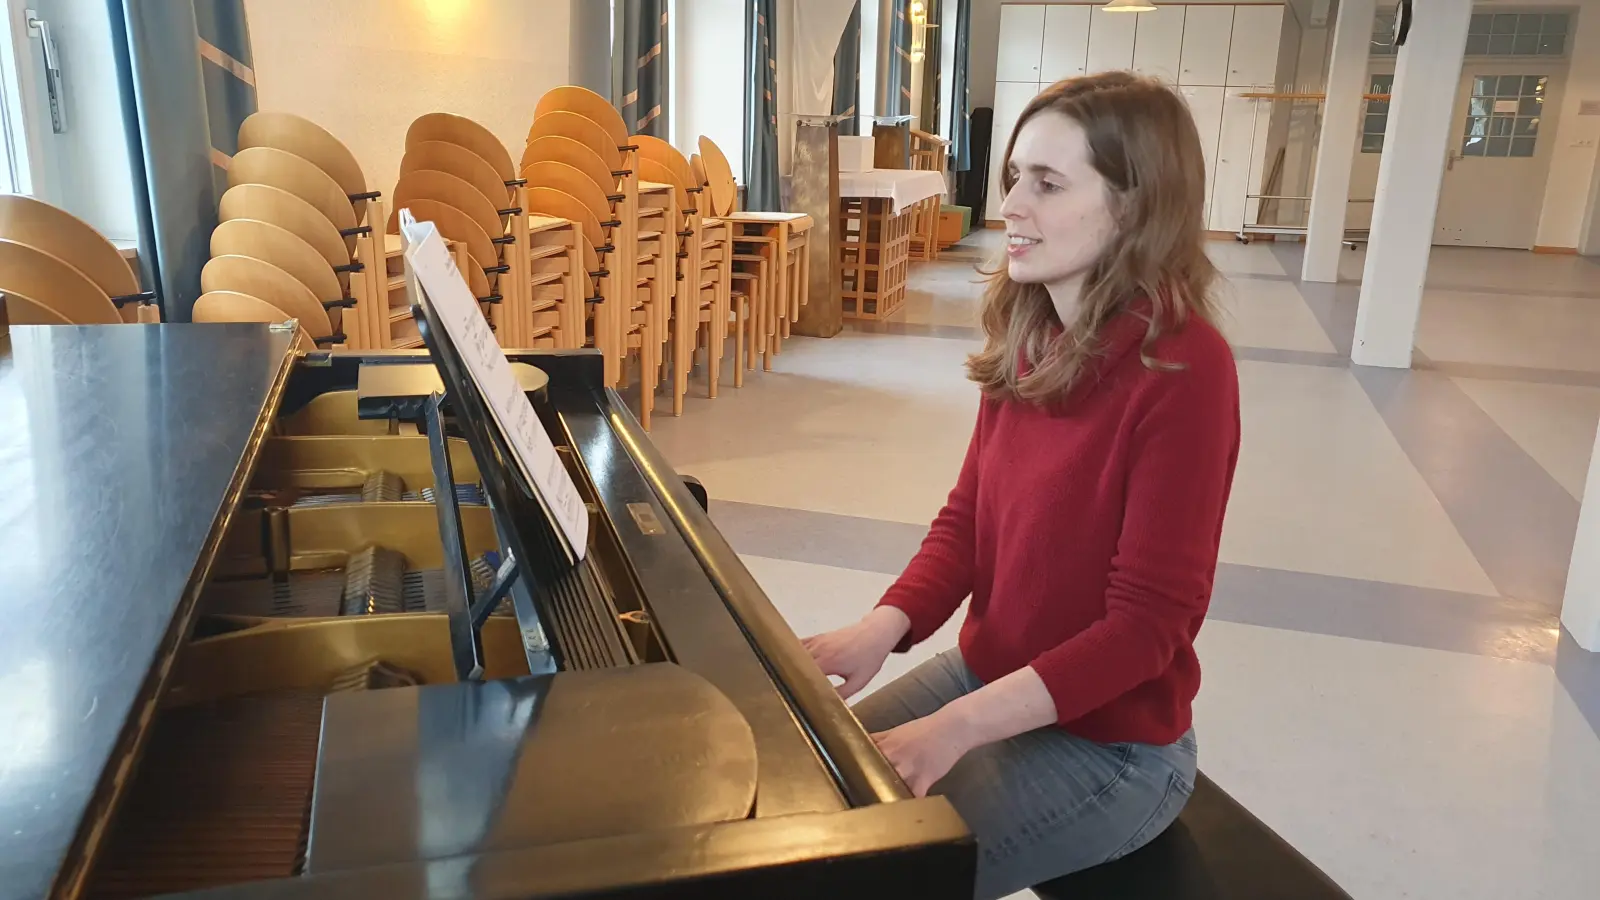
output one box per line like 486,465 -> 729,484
1040,180 -> 1062,193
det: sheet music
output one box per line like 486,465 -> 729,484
399,211 -> 589,560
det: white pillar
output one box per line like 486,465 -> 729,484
1349,0 -> 1472,369
1564,419 -> 1600,650
1301,0 -> 1376,284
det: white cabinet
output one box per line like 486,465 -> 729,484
987,80 -> 1043,221
1040,5 -> 1092,84
1179,85 -> 1225,226
996,5 -> 1047,83
1085,8 -> 1137,74
1227,5 -> 1284,87
1209,92 -> 1260,232
1132,6 -> 1186,83
1178,5 -> 1234,86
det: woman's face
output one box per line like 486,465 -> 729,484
1000,110 -> 1118,297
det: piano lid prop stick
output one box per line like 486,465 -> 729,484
398,208 -> 590,561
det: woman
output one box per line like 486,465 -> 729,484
803,72 -> 1241,899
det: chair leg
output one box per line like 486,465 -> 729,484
733,293 -> 746,389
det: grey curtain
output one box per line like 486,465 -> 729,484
832,0 -> 861,136
917,0 -> 944,135
950,0 -> 972,171
618,0 -> 669,137
743,0 -> 780,210
110,0 -> 256,322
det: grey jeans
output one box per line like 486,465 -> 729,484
852,649 -> 1198,900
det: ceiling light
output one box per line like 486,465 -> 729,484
1103,0 -> 1158,11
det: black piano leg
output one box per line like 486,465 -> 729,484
682,476 -> 709,512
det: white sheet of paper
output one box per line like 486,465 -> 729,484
399,211 -> 589,560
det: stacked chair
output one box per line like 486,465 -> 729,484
692,136 -> 814,375
907,128 -> 950,262
0,194 -> 158,326
204,112 -> 387,348
395,113 -> 535,347
522,86 -> 666,428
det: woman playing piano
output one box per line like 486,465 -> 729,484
803,71 -> 1241,900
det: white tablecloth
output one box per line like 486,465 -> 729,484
838,169 -> 947,213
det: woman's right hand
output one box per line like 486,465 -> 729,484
802,606 -> 912,699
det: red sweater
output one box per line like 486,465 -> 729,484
878,310 -> 1240,746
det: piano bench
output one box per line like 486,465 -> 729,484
1032,772 -> 1350,900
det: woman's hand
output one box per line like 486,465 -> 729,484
802,606 -> 912,699
871,710 -> 976,797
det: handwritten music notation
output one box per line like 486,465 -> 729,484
400,211 -> 590,560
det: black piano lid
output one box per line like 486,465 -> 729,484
0,324 -> 298,900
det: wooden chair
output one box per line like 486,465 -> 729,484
0,238 -> 122,324
526,90 -> 661,427
0,193 -> 156,322
192,290 -> 314,349
0,289 -> 74,326
200,254 -> 336,343
220,112 -> 389,348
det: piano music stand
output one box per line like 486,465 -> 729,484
405,274 -> 580,683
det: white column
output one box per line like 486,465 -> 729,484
1564,419 -> 1600,650
1301,0 -> 1375,283
1349,0 -> 1472,369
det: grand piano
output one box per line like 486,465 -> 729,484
0,246 -> 975,899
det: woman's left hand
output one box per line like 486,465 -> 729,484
872,711 -> 976,797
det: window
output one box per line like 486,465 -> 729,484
1466,13 -> 1567,57
1374,9 -> 1569,57
1462,75 -> 1545,158
1360,74 -> 1393,153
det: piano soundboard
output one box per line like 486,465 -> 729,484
0,318 -> 974,900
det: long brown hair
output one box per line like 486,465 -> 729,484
967,72 -> 1220,404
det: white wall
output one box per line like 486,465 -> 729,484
672,0 -> 744,175
1533,0 -> 1600,249
244,0 -> 573,204
8,0 -> 140,242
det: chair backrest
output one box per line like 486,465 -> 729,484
237,111 -> 368,221
392,169 -> 503,239
384,198 -> 496,281
406,113 -> 515,184
0,194 -> 139,298
218,183 -> 350,265
534,86 -> 630,150
525,112 -> 622,172
639,158 -> 690,211
228,146 -> 356,235
523,186 -> 605,249
697,136 -> 737,217
200,255 -> 333,337
0,238 -> 121,324
192,291 -> 302,337
401,140 -> 511,207
2,288 -> 77,325
520,161 -> 612,223
210,218 -> 342,302
632,135 -> 695,188
521,136 -> 616,195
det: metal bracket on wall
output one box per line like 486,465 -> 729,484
24,9 -> 65,133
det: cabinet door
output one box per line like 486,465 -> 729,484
1040,5 -> 1092,84
1179,85 -> 1225,226
1227,5 -> 1284,87
987,81 -> 1042,221
1209,92 -> 1260,232
996,5 -> 1046,83
1086,8 -> 1138,74
1179,5 -> 1234,86
1132,6 -> 1186,83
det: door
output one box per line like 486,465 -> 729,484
987,80 -> 1042,221
1179,84 -> 1224,226
1041,5 -> 1091,84
1435,63 -> 1564,249
996,4 -> 1046,84
1132,5 -> 1185,84
1226,5 -> 1283,87
1085,7 -> 1136,75
1178,5 -> 1233,86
